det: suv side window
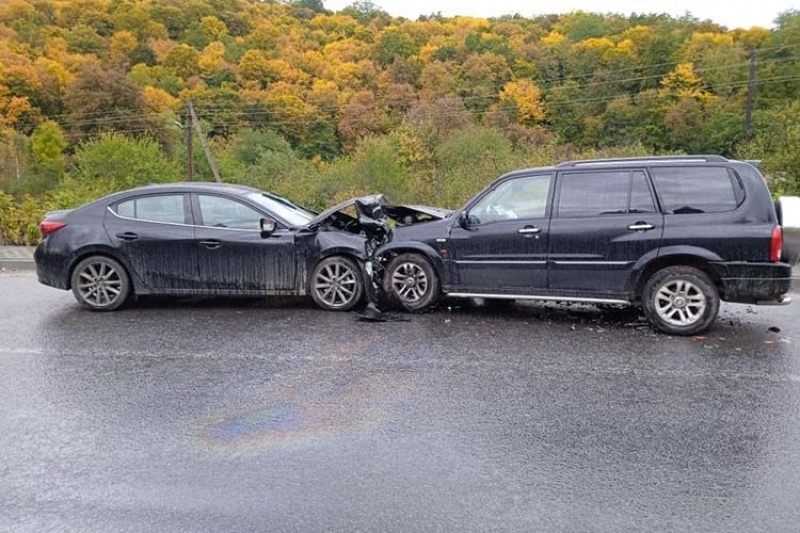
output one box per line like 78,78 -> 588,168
629,171 -> 657,214
115,195 -> 185,224
468,174 -> 552,225
650,166 -> 743,214
557,171 -> 631,218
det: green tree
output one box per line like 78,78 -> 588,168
739,99 -> 800,195
73,133 -> 180,195
26,120 -> 66,193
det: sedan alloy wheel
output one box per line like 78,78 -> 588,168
310,256 -> 364,311
70,256 -> 131,311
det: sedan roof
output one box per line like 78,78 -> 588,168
122,182 -> 262,196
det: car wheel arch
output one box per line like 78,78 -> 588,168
67,247 -> 138,292
306,250 -> 366,292
376,243 -> 447,283
633,253 -> 724,302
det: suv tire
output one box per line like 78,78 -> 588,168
384,253 -> 440,311
642,266 -> 720,336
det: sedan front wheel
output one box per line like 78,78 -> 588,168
310,256 -> 364,311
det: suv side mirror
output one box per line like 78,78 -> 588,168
458,210 -> 470,228
260,218 -> 276,238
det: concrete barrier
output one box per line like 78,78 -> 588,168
0,246 -> 35,272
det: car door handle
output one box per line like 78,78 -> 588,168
199,240 -> 222,250
518,226 -> 542,235
628,223 -> 655,231
116,232 -> 139,241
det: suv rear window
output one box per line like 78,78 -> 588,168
650,166 -> 744,214
556,170 -> 657,217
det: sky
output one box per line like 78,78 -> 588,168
324,0 -> 797,29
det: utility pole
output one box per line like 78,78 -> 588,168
186,100 -> 194,181
188,102 -> 222,183
744,46 -> 757,142
12,131 -> 21,184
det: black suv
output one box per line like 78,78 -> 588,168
378,155 -> 799,335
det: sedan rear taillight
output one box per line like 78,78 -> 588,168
40,220 -> 67,236
770,225 -> 783,262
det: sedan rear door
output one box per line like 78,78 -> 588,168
105,193 -> 198,292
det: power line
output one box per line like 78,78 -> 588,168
189,54 -> 800,119
59,73 -> 800,143
49,47 -> 800,126
102,75 -> 800,132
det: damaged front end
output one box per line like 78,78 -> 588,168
308,194 -> 449,319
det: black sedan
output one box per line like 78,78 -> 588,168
34,183 -> 448,312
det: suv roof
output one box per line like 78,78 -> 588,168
556,155 -> 730,168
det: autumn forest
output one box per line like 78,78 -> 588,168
1,0 -> 799,243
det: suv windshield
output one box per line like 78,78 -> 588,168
245,192 -> 316,227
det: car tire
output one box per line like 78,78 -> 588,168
310,255 -> 364,312
70,256 -> 131,312
642,266 -> 720,336
384,253 -> 440,311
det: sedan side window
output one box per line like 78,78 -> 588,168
198,195 -> 264,230
115,195 -> 185,224
468,174 -> 552,225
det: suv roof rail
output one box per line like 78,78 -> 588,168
556,155 -> 729,168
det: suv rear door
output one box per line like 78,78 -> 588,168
547,169 -> 664,294
649,165 -> 750,260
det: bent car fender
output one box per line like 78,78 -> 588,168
375,241 -> 448,280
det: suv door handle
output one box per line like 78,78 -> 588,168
518,226 -> 542,235
199,240 -> 222,250
116,232 -> 139,241
628,223 -> 655,231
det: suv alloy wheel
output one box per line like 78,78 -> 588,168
642,266 -> 720,335
384,253 -> 440,311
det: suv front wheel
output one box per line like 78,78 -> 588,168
642,266 -> 720,336
384,253 -> 440,311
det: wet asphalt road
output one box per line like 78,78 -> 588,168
2,272 -> 800,533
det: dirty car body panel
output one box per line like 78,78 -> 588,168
34,183 -> 447,302
379,157 -> 797,308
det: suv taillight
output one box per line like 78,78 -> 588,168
40,220 -> 67,236
770,226 -> 783,262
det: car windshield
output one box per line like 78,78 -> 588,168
245,192 -> 316,227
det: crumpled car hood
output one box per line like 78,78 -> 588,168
307,195 -> 449,233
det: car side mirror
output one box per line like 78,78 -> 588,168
458,210 -> 470,228
260,218 -> 276,238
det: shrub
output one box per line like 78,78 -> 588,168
73,133 -> 181,197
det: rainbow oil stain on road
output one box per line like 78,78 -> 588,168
196,335 -> 418,452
